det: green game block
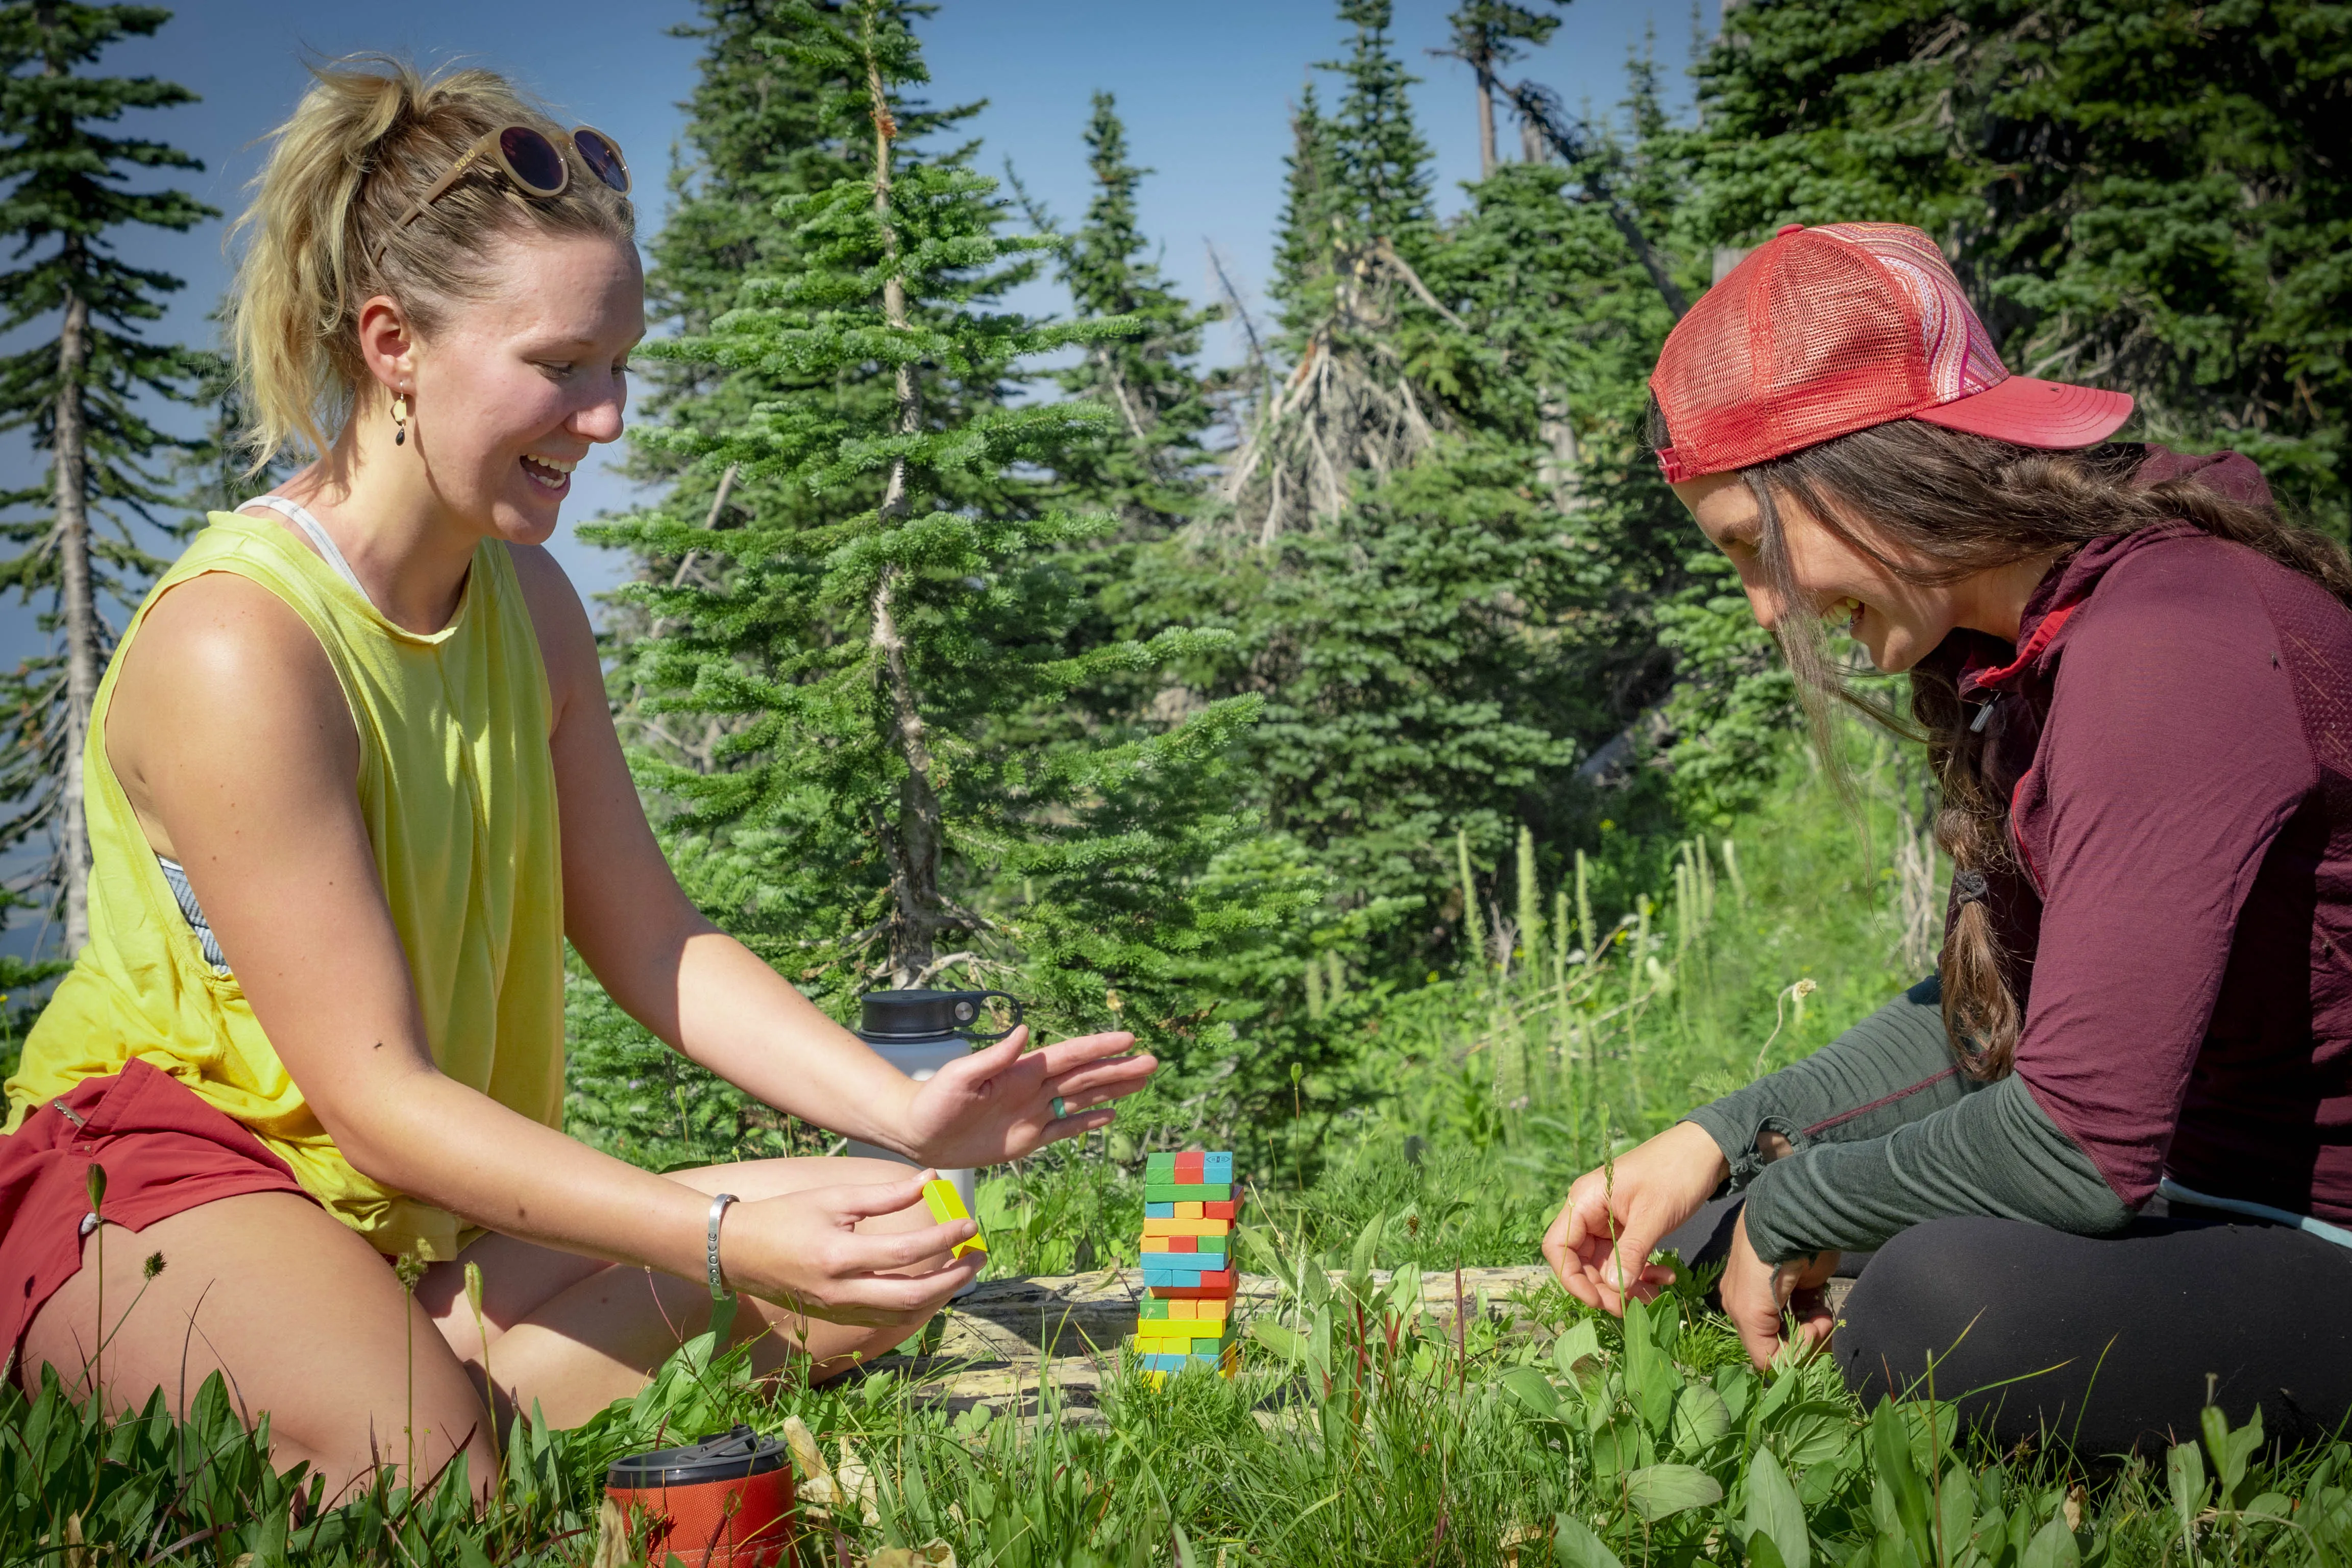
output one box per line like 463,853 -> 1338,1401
1145,1153 -> 1177,1179
1143,1183 -> 1233,1202
1139,1298 -> 1171,1320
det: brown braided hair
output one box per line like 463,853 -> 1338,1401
1656,411 -> 2352,1078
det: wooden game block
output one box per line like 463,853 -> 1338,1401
1142,1217 -> 1230,1238
1141,1236 -> 1171,1253
921,1178 -> 985,1259
1139,1297 -> 1171,1319
1142,1266 -> 1237,1295
1203,1199 -> 1239,1219
1145,1153 -> 1177,1179
1174,1201 -> 1204,1219
1173,1152 -> 1205,1182
1203,1153 -> 1233,1182
1145,1201 -> 1174,1219
1189,1297 -> 1230,1321
1143,1184 -> 1233,1203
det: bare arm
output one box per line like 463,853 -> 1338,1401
507,544 -> 1157,1165
107,570 -> 970,1317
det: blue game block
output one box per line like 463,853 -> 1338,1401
1203,1152 -> 1233,1183
1145,1202 -> 1174,1219
1137,1353 -> 1193,1372
1140,1263 -> 1208,1287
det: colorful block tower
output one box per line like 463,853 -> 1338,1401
1130,1149 -> 1240,1379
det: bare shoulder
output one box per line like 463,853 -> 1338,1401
120,570 -> 343,717
500,542 -> 600,726
107,572 -> 359,836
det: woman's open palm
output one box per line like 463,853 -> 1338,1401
903,1025 -> 1156,1168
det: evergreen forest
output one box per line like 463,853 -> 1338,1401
1,0 -> 2350,1563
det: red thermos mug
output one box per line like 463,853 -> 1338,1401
604,1425 -> 795,1567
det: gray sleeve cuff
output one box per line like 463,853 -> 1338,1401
1739,1072 -> 2134,1263
1681,975 -> 1968,1192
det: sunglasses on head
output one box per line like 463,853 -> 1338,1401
375,124 -> 630,266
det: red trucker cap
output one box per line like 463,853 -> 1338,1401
1650,223 -> 2133,482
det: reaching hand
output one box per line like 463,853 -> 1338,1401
721,1168 -> 982,1326
1542,1120 -> 1729,1314
901,1025 -> 1156,1169
1720,1205 -> 1839,1368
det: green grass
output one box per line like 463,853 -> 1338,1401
11,743 -> 2350,1564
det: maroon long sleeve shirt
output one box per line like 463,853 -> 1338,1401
1958,451 -> 2352,1221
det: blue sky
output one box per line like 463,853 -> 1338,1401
5,0 -> 1714,610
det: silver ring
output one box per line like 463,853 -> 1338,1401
706,1192 -> 738,1301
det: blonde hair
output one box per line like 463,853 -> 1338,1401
227,55 -> 635,469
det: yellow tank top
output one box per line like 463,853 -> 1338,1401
3,511 -> 566,1261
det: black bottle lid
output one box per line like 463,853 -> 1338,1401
857,988 -> 1022,1044
606,1424 -> 786,1489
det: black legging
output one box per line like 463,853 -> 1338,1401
1657,1195 -> 2352,1457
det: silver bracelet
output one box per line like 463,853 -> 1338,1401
706,1192 -> 738,1301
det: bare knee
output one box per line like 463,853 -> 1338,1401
20,1194 -> 498,1499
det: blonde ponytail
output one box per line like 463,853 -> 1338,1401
227,55 -> 634,470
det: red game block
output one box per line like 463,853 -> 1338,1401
1174,1151 -> 1206,1182
1204,1199 -> 1239,1220
1148,1266 -> 1237,1298
1168,1235 -> 1198,1253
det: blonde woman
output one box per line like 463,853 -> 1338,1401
0,58 -> 1153,1493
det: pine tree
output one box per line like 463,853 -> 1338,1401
1121,0 -> 1595,979
0,2 -> 212,954
1042,91 -> 1216,541
586,0 -> 1311,1158
1225,0 -> 1449,539
1434,1 -> 1566,178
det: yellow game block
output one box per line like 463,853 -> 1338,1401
1141,1236 -> 1172,1253
1190,1298 -> 1231,1322
1141,1217 -> 1231,1238
1155,1327 -> 1230,1345
921,1178 -> 986,1260
1174,1201 -> 1204,1219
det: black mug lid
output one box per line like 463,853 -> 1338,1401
606,1424 -> 786,1489
857,988 -> 1023,1044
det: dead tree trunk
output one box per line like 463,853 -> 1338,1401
1536,384 -> 1581,512
55,279 -> 95,954
1472,51 -> 1498,178
864,52 -> 945,989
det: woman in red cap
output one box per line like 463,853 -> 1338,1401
1543,222 -> 2352,1455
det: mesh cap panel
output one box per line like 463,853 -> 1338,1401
1650,222 -> 2114,482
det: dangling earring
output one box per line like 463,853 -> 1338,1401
391,394 -> 409,447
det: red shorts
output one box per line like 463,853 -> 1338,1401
0,1059 -> 312,1369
